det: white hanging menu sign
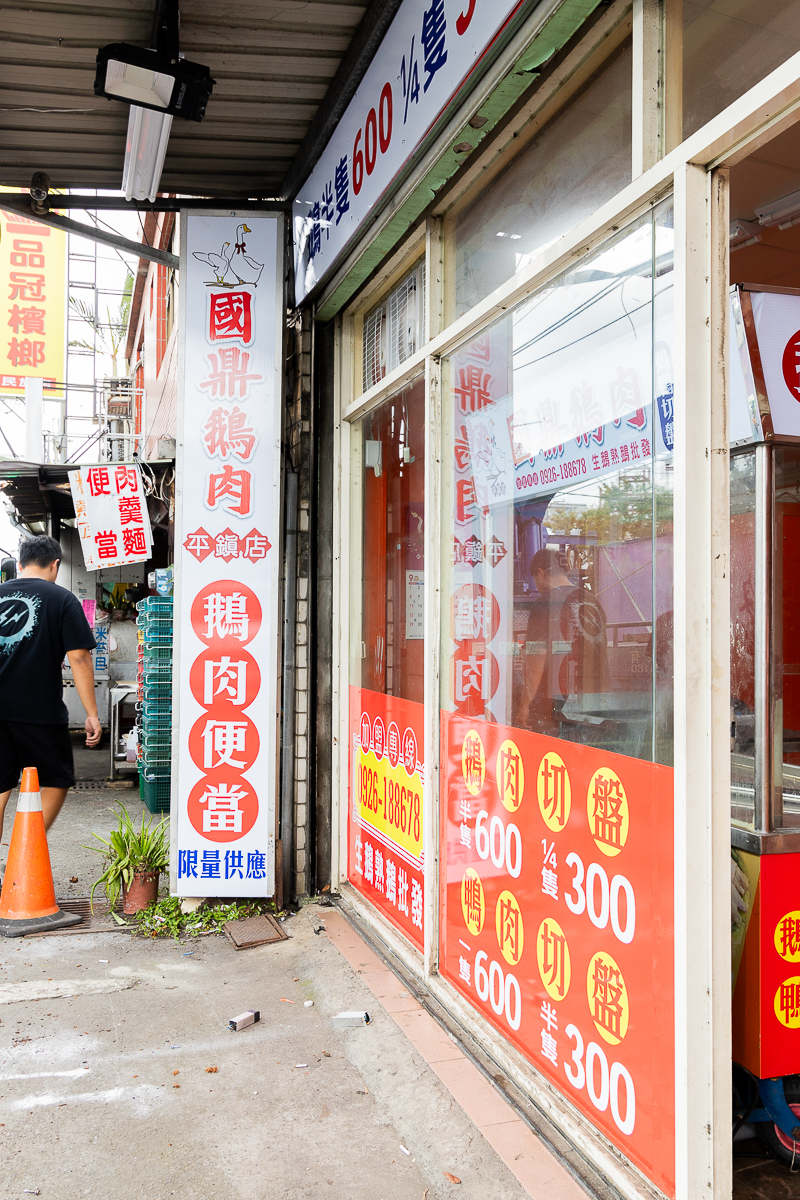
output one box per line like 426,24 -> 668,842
69,462 -> 153,570
175,213 -> 283,897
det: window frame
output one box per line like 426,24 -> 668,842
330,36 -> 800,1200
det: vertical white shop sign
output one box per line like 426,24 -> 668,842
174,214 -> 283,896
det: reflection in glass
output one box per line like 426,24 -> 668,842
682,0 -> 800,140
442,201 -> 674,764
775,448 -> 800,827
730,451 -> 756,828
452,46 -> 632,318
351,379 -> 426,704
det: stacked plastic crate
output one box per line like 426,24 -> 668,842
136,596 -> 173,813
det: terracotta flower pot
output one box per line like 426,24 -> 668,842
122,871 -> 159,914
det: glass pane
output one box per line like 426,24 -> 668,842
682,0 -> 800,141
439,202 -> 676,1191
775,447 -> 800,827
452,45 -> 632,319
443,203 -> 674,758
347,379 -> 426,950
730,450 -> 756,828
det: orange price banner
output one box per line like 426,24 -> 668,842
441,712 -> 675,1197
349,686 -> 425,951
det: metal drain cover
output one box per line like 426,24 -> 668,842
223,913 -> 287,949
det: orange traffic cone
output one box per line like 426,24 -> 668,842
0,768 -> 81,937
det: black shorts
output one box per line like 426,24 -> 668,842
0,721 -> 75,792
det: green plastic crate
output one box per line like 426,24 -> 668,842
139,769 -> 170,814
142,644 -> 173,662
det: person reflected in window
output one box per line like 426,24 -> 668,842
516,548 -> 610,736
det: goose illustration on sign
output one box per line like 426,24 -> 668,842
192,223 -> 264,288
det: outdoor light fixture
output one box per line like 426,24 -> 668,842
94,0 -> 214,123
122,106 -> 173,202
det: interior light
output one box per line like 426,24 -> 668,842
122,105 -> 173,202
755,188 -> 800,228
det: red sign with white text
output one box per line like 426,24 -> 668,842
440,713 -> 675,1197
349,686 -> 424,951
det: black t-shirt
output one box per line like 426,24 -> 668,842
0,578 -> 96,725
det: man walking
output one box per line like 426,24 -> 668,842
0,535 -> 100,839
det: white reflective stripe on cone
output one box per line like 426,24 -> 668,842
16,792 -> 42,813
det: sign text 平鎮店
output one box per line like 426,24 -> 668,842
293,0 -> 526,303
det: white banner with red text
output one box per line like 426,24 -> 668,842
175,213 -> 283,897
293,0 -> 527,303
69,462 -> 153,570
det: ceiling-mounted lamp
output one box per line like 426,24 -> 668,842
94,0 -> 214,202
122,106 -> 173,202
94,0 -> 214,122
755,188 -> 800,229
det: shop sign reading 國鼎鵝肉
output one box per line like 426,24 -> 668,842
175,215 -> 282,896
349,687 -> 425,951
441,714 -> 675,1196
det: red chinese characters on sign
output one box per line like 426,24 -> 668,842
186,581 -> 264,843
183,526 -> 271,564
187,772 -> 259,842
199,348 -> 262,400
440,713 -> 675,1197
188,711 -> 260,773
782,329 -> 800,401
189,648 -> 261,711
349,686 -> 425,951
205,465 -> 252,518
209,292 -> 252,345
94,530 -> 118,559
202,406 -> 257,462
190,580 -> 262,649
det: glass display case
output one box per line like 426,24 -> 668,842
729,284 -> 800,848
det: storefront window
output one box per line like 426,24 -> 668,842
439,201 -> 676,1195
774,447 -> 800,828
681,0 -> 800,141
347,379 -> 426,948
730,450 -> 756,829
451,45 -> 632,319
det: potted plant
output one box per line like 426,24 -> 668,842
88,803 -> 169,915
